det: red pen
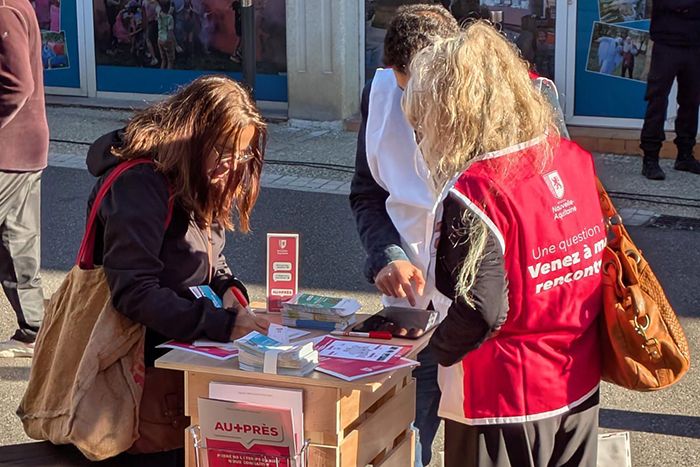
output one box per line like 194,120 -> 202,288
330,331 -> 393,340
229,287 -> 252,314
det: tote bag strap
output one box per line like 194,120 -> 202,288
77,159 -> 174,269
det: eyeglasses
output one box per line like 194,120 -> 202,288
213,146 -> 255,166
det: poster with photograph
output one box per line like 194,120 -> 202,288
41,31 -> 70,70
32,0 -> 67,70
598,0 -> 651,24
586,21 -> 650,82
92,0 -> 286,73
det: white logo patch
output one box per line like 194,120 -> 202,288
543,171 -> 565,200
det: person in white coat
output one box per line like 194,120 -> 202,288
349,5 -> 460,466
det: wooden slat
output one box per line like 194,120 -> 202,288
307,445 -> 338,467
185,425 -> 195,467
374,430 -> 415,467
339,369 -> 412,432
339,380 -> 416,467
186,371 -> 341,446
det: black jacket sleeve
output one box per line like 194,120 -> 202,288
100,166 -> 237,342
349,80 -> 409,283
430,194 -> 509,367
209,240 -> 249,302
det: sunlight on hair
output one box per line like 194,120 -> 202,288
112,75 -> 266,233
403,21 -> 558,192
403,22 -> 560,298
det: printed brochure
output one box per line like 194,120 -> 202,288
198,397 -> 296,467
314,336 -> 411,363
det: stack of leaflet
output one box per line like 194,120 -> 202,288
281,293 -> 361,332
235,331 -> 318,377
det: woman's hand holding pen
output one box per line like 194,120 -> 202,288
231,311 -> 270,340
224,287 -> 270,339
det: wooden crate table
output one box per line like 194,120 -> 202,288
155,319 -> 432,467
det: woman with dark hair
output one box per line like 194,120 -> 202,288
86,75 -> 270,371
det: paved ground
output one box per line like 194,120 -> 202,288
0,105 -> 698,466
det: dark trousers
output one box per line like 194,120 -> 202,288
621,59 -> 634,79
413,345 -> 442,466
444,390 -> 600,467
640,42 -> 700,157
0,171 -> 44,343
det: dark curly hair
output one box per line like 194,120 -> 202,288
383,4 -> 460,73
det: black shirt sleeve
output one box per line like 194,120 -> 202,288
209,234 -> 249,302
429,194 -> 509,367
349,80 -> 409,283
99,166 -> 237,343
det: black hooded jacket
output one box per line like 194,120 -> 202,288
86,130 -> 247,365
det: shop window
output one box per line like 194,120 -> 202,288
364,0 -> 556,81
92,0 -> 286,75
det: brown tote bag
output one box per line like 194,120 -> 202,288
17,159 -> 185,460
597,179 -> 690,390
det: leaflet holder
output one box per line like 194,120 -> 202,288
189,425 -> 310,467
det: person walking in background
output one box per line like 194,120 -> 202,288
180,0 -> 196,63
229,0 -> 242,63
350,5 -> 460,466
49,0 -> 60,32
105,0 -> 123,53
639,0 -> 700,180
142,0 -> 161,65
0,0 -> 50,357
403,22 -> 604,467
157,0 -> 177,69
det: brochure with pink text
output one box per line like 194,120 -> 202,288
198,397 -> 297,467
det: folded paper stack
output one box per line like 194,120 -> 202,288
281,293 -> 361,332
234,331 -> 318,377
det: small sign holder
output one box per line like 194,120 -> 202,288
266,233 -> 299,312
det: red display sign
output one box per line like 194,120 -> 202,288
266,233 -> 299,313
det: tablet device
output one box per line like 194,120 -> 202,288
352,307 -> 439,339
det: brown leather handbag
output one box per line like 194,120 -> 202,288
128,367 -> 189,454
597,180 -> 690,390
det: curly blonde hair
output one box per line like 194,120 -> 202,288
402,21 -> 557,190
403,22 -> 558,300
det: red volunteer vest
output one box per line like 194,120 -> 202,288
440,137 -> 605,425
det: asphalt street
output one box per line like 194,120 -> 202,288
0,103 -> 699,467
0,163 -> 698,466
